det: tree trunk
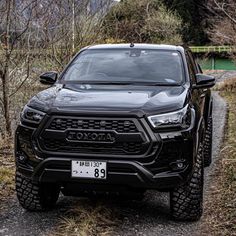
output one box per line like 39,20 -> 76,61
2,67 -> 11,137
1,0 -> 12,137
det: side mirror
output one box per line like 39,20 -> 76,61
40,71 -> 58,85
192,74 -> 215,89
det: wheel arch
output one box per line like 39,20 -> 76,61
195,116 -> 205,162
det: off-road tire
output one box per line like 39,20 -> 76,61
170,144 -> 204,221
204,117 -> 213,167
15,171 -> 60,211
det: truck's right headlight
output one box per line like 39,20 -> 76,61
21,106 -> 46,124
148,105 -> 192,129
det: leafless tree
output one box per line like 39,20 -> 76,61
0,0 -> 41,136
0,0 -> 114,137
102,0 -> 182,44
207,0 -> 236,45
41,0 -> 113,69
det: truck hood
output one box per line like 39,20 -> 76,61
28,84 -> 189,117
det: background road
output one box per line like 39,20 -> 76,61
0,88 -> 228,236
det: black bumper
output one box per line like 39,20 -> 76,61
17,157 -> 188,190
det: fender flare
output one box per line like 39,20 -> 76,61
208,97 -> 213,119
195,117 -> 205,161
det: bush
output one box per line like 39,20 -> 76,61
102,0 -> 182,44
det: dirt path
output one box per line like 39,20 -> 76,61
115,91 -> 227,236
0,89 -> 228,236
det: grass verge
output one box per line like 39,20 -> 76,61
201,78 -> 236,236
0,138 -> 15,210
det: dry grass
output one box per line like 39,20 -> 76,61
217,77 -> 236,92
0,137 -> 15,210
0,60 -> 50,204
53,200 -> 119,236
201,78 -> 236,236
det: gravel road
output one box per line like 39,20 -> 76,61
0,76 -> 228,236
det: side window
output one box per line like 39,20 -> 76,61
188,52 -> 198,73
197,62 -> 203,73
186,53 -> 196,84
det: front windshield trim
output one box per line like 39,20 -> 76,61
59,48 -> 186,86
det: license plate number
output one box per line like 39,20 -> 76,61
71,160 -> 107,179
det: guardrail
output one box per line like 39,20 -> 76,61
190,46 -> 236,53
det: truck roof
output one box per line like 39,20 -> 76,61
85,43 -> 185,52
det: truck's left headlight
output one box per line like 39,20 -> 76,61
21,106 -> 45,124
148,105 -> 191,129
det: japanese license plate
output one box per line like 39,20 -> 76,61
71,160 -> 107,179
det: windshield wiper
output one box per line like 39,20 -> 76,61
63,81 -> 136,85
88,81 -> 135,85
62,80 -> 180,86
141,82 -> 180,86
106,81 -> 180,86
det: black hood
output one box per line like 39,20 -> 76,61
28,84 -> 189,117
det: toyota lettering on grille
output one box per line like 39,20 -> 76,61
67,130 -> 116,143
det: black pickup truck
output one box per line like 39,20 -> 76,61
15,44 -> 215,221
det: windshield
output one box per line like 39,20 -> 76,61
61,49 -> 184,85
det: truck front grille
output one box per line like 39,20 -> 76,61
43,139 -> 144,154
39,117 -> 150,156
48,118 -> 138,133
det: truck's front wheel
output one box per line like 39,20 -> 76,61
170,144 -> 204,221
15,172 -> 60,211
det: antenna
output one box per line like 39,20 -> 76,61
130,42 -> 134,48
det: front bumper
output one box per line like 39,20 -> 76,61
17,157 -> 188,190
15,122 -> 195,191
